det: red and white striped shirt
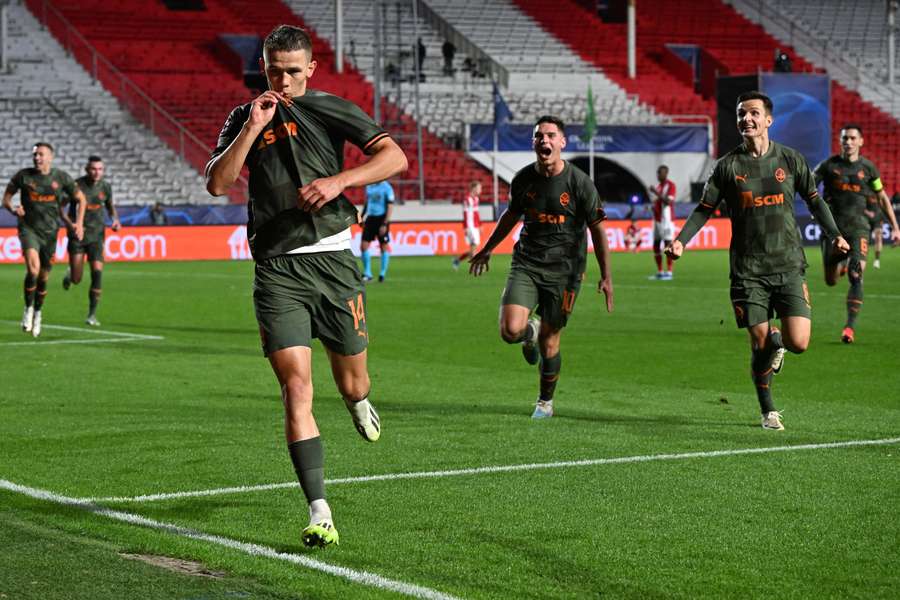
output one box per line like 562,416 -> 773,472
652,179 -> 676,224
463,193 -> 480,229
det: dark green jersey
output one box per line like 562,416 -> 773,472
814,154 -> 883,235
71,177 -> 112,239
677,141 -> 841,280
508,161 -> 606,279
6,167 -> 77,236
210,90 -> 390,261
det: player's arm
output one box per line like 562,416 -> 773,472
298,137 -> 407,213
206,92 -> 284,196
800,159 -> 848,254
666,166 -> 721,260
3,186 -> 23,217
468,207 -> 521,276
876,189 -> 900,244
71,188 -> 86,240
59,195 -> 76,230
588,220 -> 613,313
105,189 -> 121,231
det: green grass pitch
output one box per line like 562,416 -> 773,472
1,248 -> 898,599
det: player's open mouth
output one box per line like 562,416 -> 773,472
538,146 -> 552,157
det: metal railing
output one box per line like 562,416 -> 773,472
24,0 -> 248,203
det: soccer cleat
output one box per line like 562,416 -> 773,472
451,258 -> 460,271
769,327 -> 786,375
21,306 -> 34,332
62,270 -> 71,290
662,271 -> 673,280
378,274 -> 385,283
532,399 -> 553,419
31,311 -> 42,338
302,520 -> 339,548
648,272 -> 664,280
521,316 -> 540,365
841,327 -> 855,344
85,314 -> 101,327
345,397 -> 381,442
761,410 -> 784,431
362,274 -> 373,283
873,258 -> 880,269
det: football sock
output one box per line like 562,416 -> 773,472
308,498 -> 332,524
361,250 -> 372,276
539,352 -> 561,401
751,347 -> 775,414
89,270 -> 102,315
769,327 -> 785,352
845,269 -> 863,329
24,273 -> 36,307
288,437 -> 326,503
666,254 -> 674,272
34,278 -> 48,311
875,249 -> 881,261
516,319 -> 537,344
379,252 -> 390,277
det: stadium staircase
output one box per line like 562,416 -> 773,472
1,2 -> 209,205
515,0 -> 900,188
37,0 -> 505,203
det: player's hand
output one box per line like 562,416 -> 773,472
665,240 -> 683,260
111,218 -> 121,232
890,229 -> 900,247
468,250 -> 491,276
74,223 -> 84,241
298,176 -> 345,212
14,205 -> 25,218
833,236 -> 850,254
247,90 -> 287,132
598,277 -> 614,313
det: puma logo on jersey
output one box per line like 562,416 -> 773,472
256,122 -> 299,150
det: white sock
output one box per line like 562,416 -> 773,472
309,499 -> 332,524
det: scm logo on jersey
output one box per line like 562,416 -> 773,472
740,191 -> 784,209
256,122 -> 299,150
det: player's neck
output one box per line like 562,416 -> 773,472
535,159 -> 565,178
841,150 -> 860,162
743,135 -> 770,158
35,165 -> 51,175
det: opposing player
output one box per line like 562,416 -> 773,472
2,142 -> 85,337
469,116 -> 613,419
62,155 -> 121,326
648,165 -> 676,279
814,125 -> 900,343
359,179 -> 394,282
452,180 -> 482,270
205,25 -> 407,547
667,92 -> 848,431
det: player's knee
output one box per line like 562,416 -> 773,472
500,323 -> 524,344
787,338 -> 808,354
281,377 -> 313,407
338,373 -> 370,403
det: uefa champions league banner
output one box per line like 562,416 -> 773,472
760,73 -> 831,169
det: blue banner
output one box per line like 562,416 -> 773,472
761,73 -> 831,168
469,124 -> 708,153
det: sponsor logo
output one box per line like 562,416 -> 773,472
28,192 -> 58,203
559,192 -> 570,207
104,233 -> 167,260
741,191 -> 785,209
775,168 -> 786,183
227,226 -> 251,260
256,121 -> 299,150
837,182 -> 862,192
527,208 -> 566,224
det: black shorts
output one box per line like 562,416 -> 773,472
729,270 -> 811,328
501,264 -> 582,330
19,225 -> 56,268
68,234 -> 105,263
362,216 -> 390,244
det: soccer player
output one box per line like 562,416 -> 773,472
359,179 -> 394,282
814,125 -> 900,343
62,156 -> 121,326
666,91 -> 849,431
2,142 -> 85,338
205,25 -> 407,548
648,165 -> 676,279
469,115 -> 613,419
452,180 -> 482,270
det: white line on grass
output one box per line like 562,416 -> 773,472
0,320 -> 163,346
0,479 -> 461,600
84,437 -> 900,504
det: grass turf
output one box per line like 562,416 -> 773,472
1,249 -> 898,599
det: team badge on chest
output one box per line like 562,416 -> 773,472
774,168 -> 786,183
559,192 -> 570,207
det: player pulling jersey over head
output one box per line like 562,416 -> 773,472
469,115 -> 613,419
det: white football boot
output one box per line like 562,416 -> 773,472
21,306 -> 34,332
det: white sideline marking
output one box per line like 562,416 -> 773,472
84,437 -> 900,504
0,479 -> 461,600
0,320 -> 163,346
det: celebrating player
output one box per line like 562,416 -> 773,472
666,91 -> 848,431
648,165 -> 676,279
452,180 -> 482,270
469,115 -> 613,419
205,25 -> 407,548
813,125 -> 900,343
62,155 -> 120,326
359,179 -> 394,282
2,142 -> 85,337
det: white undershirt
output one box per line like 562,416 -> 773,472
286,227 -> 352,254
